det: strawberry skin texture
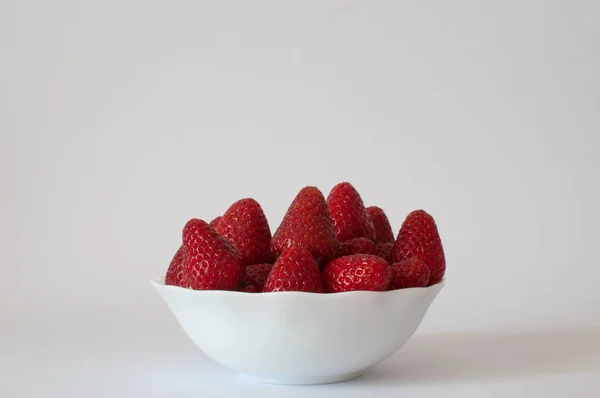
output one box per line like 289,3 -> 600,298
389,258 -> 430,289
391,210 -> 446,285
243,263 -> 273,290
165,245 -> 187,286
242,284 -> 259,293
209,216 -> 222,229
263,247 -> 324,293
375,242 -> 394,264
339,237 -> 377,256
366,206 -> 395,244
327,182 -> 376,242
182,218 -> 244,290
322,254 -> 390,293
215,198 -> 272,266
270,186 -> 339,266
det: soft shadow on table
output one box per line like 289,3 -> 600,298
356,327 -> 600,385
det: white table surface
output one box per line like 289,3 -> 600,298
3,315 -> 600,398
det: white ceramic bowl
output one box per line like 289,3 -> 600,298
150,277 -> 444,385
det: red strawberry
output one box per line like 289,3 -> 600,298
270,186 -> 339,266
327,182 -> 376,242
263,247 -> 324,293
209,216 -> 222,229
375,242 -> 394,264
391,210 -> 445,285
389,258 -> 430,289
214,198 -> 272,265
322,254 -> 390,293
165,245 -> 187,286
339,237 -> 376,256
243,263 -> 272,290
182,219 -> 244,290
366,206 -> 395,244
242,284 -> 259,293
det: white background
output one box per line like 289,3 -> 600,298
2,0 -> 600,397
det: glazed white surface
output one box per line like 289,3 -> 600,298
150,277 -> 444,385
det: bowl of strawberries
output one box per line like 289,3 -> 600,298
151,182 -> 446,385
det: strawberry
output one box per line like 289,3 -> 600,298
243,263 -> 273,290
209,216 -> 222,229
242,284 -> 259,293
263,247 -> 324,293
214,198 -> 272,265
389,258 -> 430,289
391,210 -> 445,285
165,245 -> 187,286
375,242 -> 394,264
322,254 -> 390,293
270,186 -> 339,266
182,218 -> 244,290
366,206 -> 395,244
339,237 -> 376,256
327,182 -> 376,242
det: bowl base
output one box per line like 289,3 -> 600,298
239,370 -> 364,386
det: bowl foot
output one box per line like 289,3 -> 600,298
239,370 -> 364,386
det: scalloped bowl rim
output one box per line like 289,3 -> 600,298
150,276 -> 445,296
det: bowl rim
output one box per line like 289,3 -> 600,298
150,276 -> 445,297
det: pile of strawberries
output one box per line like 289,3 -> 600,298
165,182 -> 445,293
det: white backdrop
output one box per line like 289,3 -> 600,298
2,1 -> 600,397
